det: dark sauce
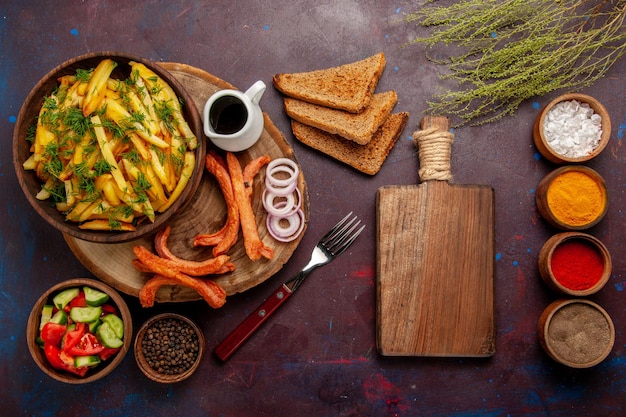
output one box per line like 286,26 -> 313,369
209,96 -> 248,134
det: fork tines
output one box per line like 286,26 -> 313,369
322,212 -> 365,256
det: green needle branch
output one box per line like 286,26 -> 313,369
406,0 -> 626,126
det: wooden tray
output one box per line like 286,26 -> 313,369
64,63 -> 309,303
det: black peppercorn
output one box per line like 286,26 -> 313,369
141,317 -> 200,375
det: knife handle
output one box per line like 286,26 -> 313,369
214,284 -> 293,361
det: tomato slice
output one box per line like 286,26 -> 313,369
62,322 -> 86,353
44,343 -> 67,369
101,303 -> 118,315
68,333 -> 105,356
40,322 -> 67,346
44,343 -> 89,377
99,347 -> 121,361
68,290 -> 87,308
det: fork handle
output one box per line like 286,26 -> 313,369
214,284 -> 293,361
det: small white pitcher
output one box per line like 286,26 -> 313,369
203,80 -> 266,152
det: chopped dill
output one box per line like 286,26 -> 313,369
43,144 -> 63,177
100,118 -> 126,138
73,162 -> 89,178
129,111 -> 145,125
64,107 -> 91,137
133,173 -> 152,196
118,204 -> 135,218
47,182 -> 66,203
79,176 -> 98,198
153,100 -> 177,130
108,218 -> 123,230
94,159 -> 113,176
75,68 -> 92,83
26,124 -> 36,143
123,148 -> 141,165
40,98 -> 61,127
171,152 -> 185,173
128,68 -> 140,86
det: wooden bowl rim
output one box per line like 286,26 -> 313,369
535,165 -> 608,230
12,51 -> 206,244
538,298 -> 615,368
26,277 -> 133,384
538,232 -> 612,296
533,93 -> 611,164
133,313 -> 205,383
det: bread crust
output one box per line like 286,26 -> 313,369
273,53 -> 386,113
291,112 -> 409,175
284,91 -> 397,145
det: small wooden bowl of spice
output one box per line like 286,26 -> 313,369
134,313 -> 205,383
538,299 -> 614,368
533,93 -> 611,164
536,165 -> 608,230
538,232 -> 611,296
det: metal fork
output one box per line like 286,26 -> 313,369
214,212 -> 365,361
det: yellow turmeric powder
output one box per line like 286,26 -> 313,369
546,170 -> 606,226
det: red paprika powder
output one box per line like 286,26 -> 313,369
550,239 -> 604,291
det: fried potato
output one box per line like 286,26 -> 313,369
22,58 -> 197,231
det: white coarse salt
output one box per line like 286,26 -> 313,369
542,100 -> 603,158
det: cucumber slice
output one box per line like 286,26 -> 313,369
50,310 -> 68,325
83,286 -> 110,307
88,319 -> 101,333
96,322 -> 124,348
70,306 -> 102,323
39,305 -> 54,330
52,288 -> 80,310
101,314 -> 124,339
74,355 -> 101,368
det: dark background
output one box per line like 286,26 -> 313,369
1,1 -> 625,416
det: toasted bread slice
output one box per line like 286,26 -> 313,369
273,53 -> 386,113
284,91 -> 398,145
291,112 -> 409,175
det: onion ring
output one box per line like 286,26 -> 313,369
263,189 -> 297,216
262,157 -> 305,242
265,175 -> 297,196
266,208 -> 305,243
265,158 -> 299,188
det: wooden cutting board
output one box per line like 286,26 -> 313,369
376,116 -> 495,357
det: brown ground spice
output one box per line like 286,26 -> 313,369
547,302 -> 611,364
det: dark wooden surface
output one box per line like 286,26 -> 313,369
2,1 -> 625,416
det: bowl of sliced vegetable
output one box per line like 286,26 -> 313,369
27,278 -> 132,384
13,51 -> 206,243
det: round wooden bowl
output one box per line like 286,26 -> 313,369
27,278 -> 133,384
538,232 -> 611,296
533,93 -> 610,164
536,165 -> 608,230
538,299 -> 614,368
12,52 -> 206,243
134,313 -> 205,383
